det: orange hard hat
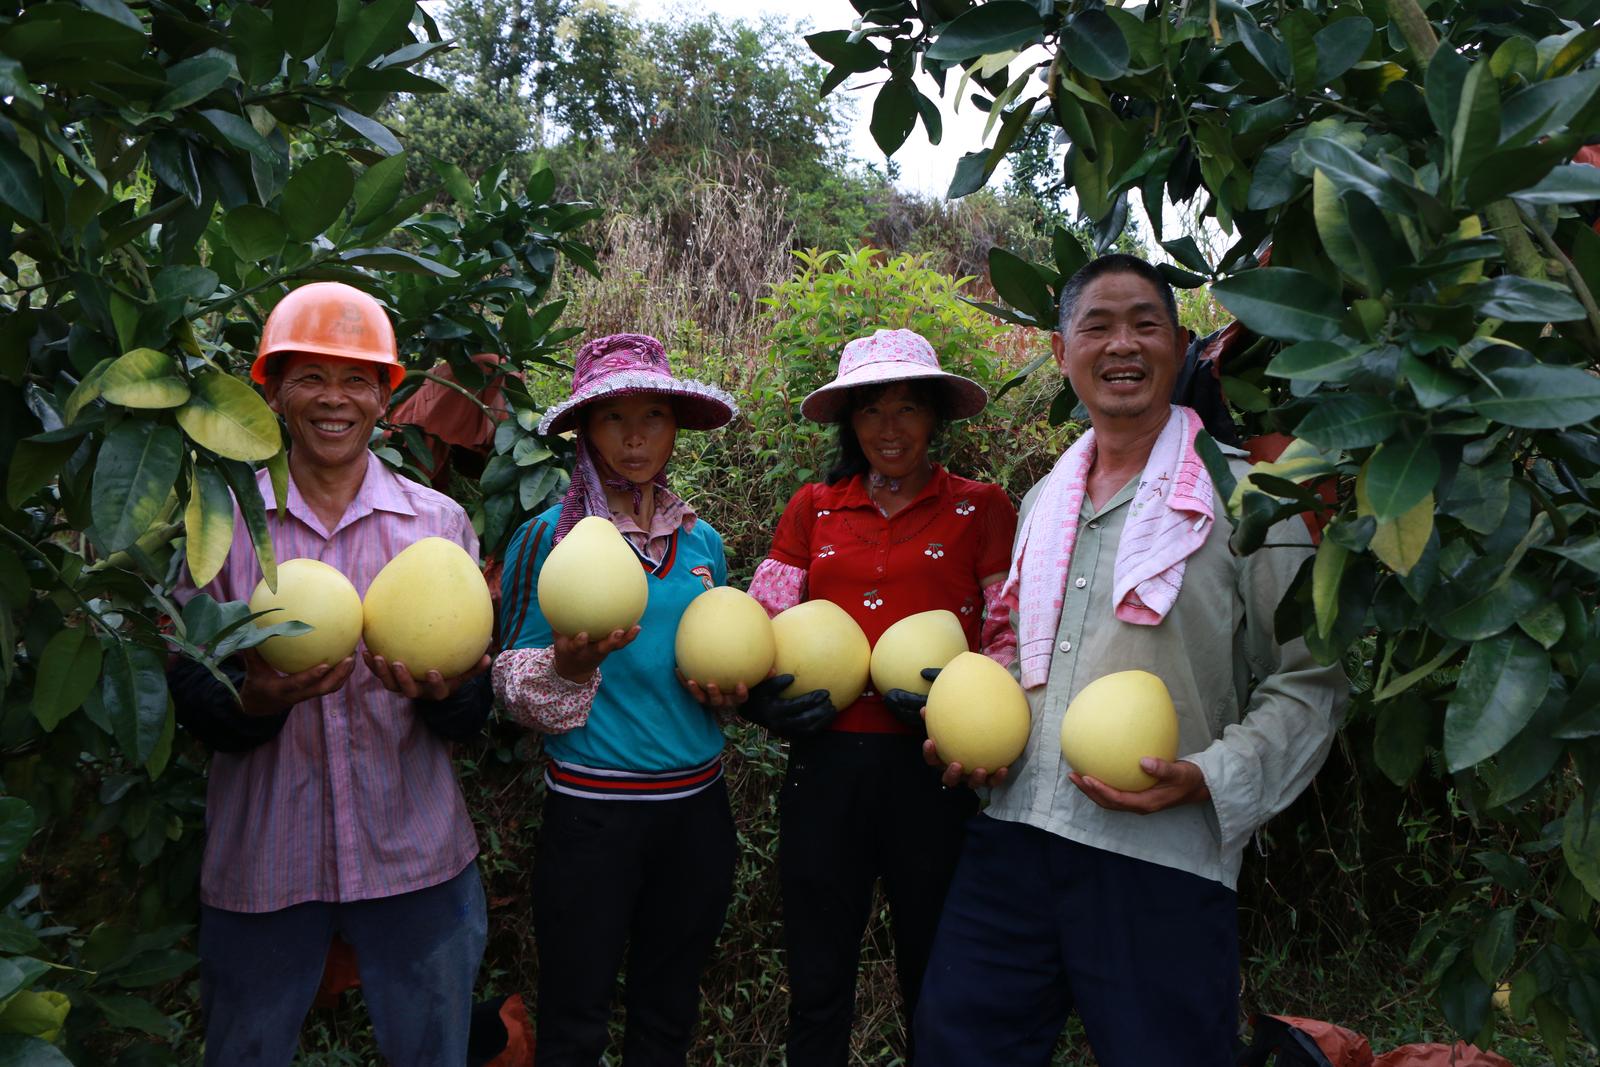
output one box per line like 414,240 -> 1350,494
250,282 -> 405,390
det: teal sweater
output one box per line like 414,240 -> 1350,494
499,505 -> 728,774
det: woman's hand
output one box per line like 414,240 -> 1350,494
553,626 -> 641,683
678,673 -> 751,708
364,651 -> 490,700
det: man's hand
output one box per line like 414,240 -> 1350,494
921,738 -> 1009,790
678,672 -> 751,708
1069,757 -> 1210,814
553,626 -> 641,683
364,650 -> 491,701
239,648 -> 356,717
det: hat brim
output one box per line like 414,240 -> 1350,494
251,351 -> 406,391
800,364 -> 989,423
538,371 -> 738,436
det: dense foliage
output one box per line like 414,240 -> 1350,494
0,2 -> 591,1061
810,0 -> 1600,1056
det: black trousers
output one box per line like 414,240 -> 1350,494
532,779 -> 737,1066
779,731 -> 979,1066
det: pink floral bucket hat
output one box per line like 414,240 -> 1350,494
538,333 -> 737,436
800,328 -> 988,424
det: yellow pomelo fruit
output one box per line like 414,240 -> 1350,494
248,558 -> 362,674
925,651 -> 1031,770
537,515 -> 648,638
362,537 -> 493,679
675,586 -> 776,690
771,600 -> 870,710
1059,670 -> 1178,791
870,609 -> 969,697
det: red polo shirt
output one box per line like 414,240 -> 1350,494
767,465 -> 1017,733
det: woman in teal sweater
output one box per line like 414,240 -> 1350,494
494,333 -> 739,1065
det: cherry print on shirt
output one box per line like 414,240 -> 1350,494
817,509 -> 831,517
954,499 -> 975,516
922,542 -> 945,559
817,544 -> 837,559
862,589 -> 885,610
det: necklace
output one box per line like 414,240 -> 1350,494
867,470 -> 903,493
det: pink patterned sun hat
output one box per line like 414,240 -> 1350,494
538,333 -> 737,436
800,328 -> 989,423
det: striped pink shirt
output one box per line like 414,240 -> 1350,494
179,451 -> 479,912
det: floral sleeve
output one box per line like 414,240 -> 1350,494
748,558 -> 806,617
980,580 -> 1016,667
491,646 -> 599,734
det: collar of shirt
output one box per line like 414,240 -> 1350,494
812,463 -> 952,515
610,486 -> 697,564
260,451 -> 417,539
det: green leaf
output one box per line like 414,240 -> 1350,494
101,641 -> 170,767
281,154 -> 355,242
1294,395 -> 1401,449
155,55 -> 232,112
0,139 -> 43,223
198,109 -> 277,163
1431,567 -> 1544,643
1314,16 -> 1373,85
274,0 -> 337,59
92,420 -> 183,553
335,106 -> 402,156
1444,631 -> 1551,772
1542,536 -> 1600,578
6,438 -> 77,510
1059,10 -> 1128,81
1473,908 -> 1517,983
1361,438 -> 1440,524
1500,68 -> 1600,147
925,2 -> 1046,62
987,248 -> 1056,322
222,205 -> 287,263
342,0 -> 415,67
1461,277 -> 1586,324
1513,163 -> 1600,205
1311,537 -> 1347,640
218,460 -> 276,591
184,463 -> 236,589
0,797 -> 37,885
1469,363 -> 1600,429
1210,269 -> 1345,343
1295,138 -> 1412,215
175,370 -> 282,462
33,625 -> 102,731
351,153 -> 408,227
89,994 -> 171,1038
1266,341 -> 1370,382
1450,61 -> 1501,187
0,1035 -> 73,1066
1562,791 -> 1600,903
100,348 -> 190,410
1373,696 -> 1430,785
947,150 -> 993,198
805,30 -> 884,74
112,949 -> 198,989
870,77 -> 918,157
339,247 -> 460,277
1425,45 -> 1470,146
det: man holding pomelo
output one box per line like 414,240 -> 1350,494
167,282 -> 492,1067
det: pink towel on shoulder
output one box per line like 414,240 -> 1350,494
1001,406 -> 1213,689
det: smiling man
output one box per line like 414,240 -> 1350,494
166,282 -> 493,1067
913,255 -> 1348,1066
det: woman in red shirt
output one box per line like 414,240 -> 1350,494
743,329 -> 1018,1065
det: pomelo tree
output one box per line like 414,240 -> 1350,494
0,2 -> 590,1061
811,0 -> 1600,1055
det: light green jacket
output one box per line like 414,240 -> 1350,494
985,448 -> 1348,890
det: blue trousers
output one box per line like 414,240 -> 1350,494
198,861 -> 487,1067
914,815 -> 1239,1067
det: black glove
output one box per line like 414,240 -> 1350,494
881,668 -> 943,733
739,674 -> 837,738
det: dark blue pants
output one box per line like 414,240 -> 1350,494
199,861 -> 487,1067
914,815 -> 1239,1067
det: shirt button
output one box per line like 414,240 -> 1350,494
1074,577 -> 1087,589
1087,521 -> 1100,530
1059,640 -> 1072,653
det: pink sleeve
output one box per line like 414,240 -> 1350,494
980,580 -> 1016,667
492,646 -> 599,734
748,558 -> 806,617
